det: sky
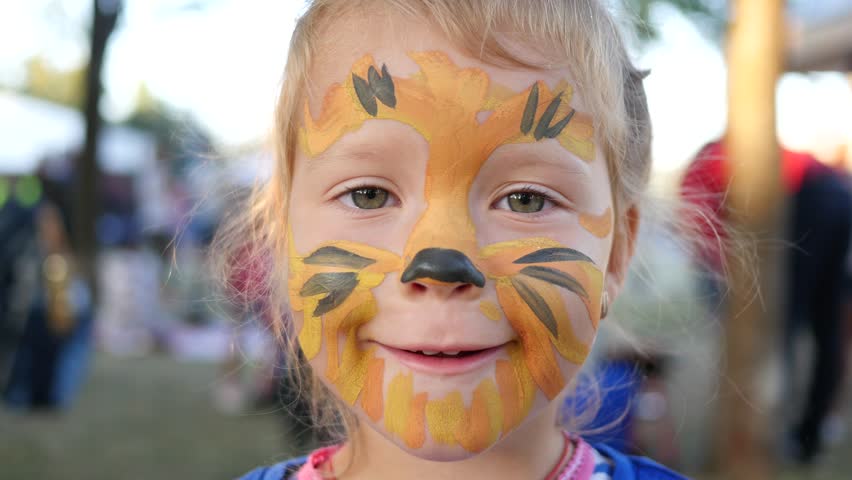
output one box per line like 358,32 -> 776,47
1,0 -> 851,179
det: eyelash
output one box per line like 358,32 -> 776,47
492,184 -> 559,214
334,183 -> 561,215
335,182 -> 400,211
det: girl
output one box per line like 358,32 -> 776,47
225,0 -> 686,478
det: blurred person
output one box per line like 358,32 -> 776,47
681,139 -> 852,464
0,176 -> 40,389
3,190 -> 94,410
215,1 -> 692,479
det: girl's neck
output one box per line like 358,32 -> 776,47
330,402 -> 567,480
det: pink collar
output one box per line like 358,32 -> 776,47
295,433 -> 596,480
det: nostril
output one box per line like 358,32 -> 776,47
454,284 -> 472,295
410,282 -> 428,294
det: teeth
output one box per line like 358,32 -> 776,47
418,350 -> 462,356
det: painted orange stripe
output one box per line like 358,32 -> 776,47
457,378 -> 502,453
508,344 -> 536,417
405,392 -> 428,449
496,281 -> 565,399
496,359 -> 522,433
579,206 -> 612,238
360,357 -> 385,422
532,280 -> 590,365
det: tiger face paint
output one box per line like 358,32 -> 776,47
288,50 -> 614,459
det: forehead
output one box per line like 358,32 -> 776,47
305,12 -> 589,119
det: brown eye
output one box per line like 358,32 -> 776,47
507,192 -> 546,213
351,188 -> 389,209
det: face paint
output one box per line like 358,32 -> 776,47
579,206 -> 613,238
385,373 -> 428,449
479,300 -> 502,321
361,357 -> 385,422
290,52 -> 607,454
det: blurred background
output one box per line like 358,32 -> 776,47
1,0 -> 851,479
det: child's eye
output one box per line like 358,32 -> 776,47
342,187 -> 393,209
494,188 -> 554,213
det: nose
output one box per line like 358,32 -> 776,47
400,248 -> 485,296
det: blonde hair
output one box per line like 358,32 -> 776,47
213,0 -> 652,446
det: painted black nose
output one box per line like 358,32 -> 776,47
400,248 -> 485,288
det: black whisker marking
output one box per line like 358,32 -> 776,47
519,266 -> 588,300
520,83 -> 539,135
543,108 -> 575,139
513,247 -> 594,265
352,74 -> 378,116
371,65 -> 396,108
533,92 -> 562,140
300,272 -> 358,317
304,246 -> 376,269
512,276 -> 558,336
352,64 -> 396,117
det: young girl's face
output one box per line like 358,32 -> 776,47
286,16 -> 618,461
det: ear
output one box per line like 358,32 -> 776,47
605,203 -> 640,304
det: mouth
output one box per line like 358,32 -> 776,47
376,342 -> 508,375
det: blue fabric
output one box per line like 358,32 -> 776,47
238,456 -> 306,480
563,360 -> 643,451
592,442 -> 689,480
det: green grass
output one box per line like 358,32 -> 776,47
0,353 -> 299,480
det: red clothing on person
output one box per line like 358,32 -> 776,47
680,140 -> 826,271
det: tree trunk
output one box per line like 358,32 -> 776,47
74,0 -> 122,300
719,0 -> 784,478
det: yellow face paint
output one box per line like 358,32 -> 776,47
425,391 -> 464,445
385,373 -> 427,449
479,300 -> 502,321
290,52 -> 606,453
496,344 -> 537,434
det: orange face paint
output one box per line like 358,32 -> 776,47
291,52 -> 606,453
301,52 -> 594,261
456,378 -> 503,453
406,392 -> 429,450
495,359 -> 522,432
496,281 -> 565,399
579,206 -> 613,238
361,357 -> 385,422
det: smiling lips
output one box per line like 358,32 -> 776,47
379,343 -> 508,375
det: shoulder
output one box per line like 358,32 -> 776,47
237,456 -> 306,480
590,443 -> 689,480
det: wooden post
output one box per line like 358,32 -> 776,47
74,0 -> 122,300
720,0 -> 784,478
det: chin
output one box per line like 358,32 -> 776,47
390,438 -> 491,462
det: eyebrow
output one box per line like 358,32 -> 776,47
306,146 -> 388,171
500,145 -> 590,177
